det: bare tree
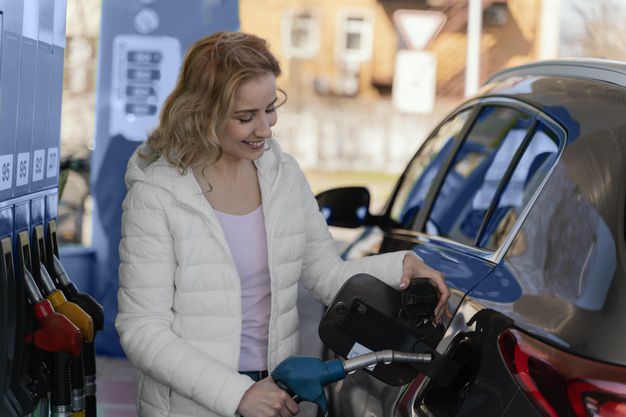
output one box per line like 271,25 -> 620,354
563,0 -> 626,59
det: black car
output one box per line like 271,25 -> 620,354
317,59 -> 626,417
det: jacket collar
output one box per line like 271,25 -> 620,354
138,138 -> 285,211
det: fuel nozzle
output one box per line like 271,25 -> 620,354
272,350 -> 432,415
51,255 -> 104,331
37,262 -> 94,416
23,267 -> 83,355
22,267 -> 83,417
50,255 -> 104,417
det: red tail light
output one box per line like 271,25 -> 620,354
499,329 -> 626,417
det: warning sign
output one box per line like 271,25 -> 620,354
393,10 -> 447,51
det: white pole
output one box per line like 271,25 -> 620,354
538,0 -> 561,59
465,0 -> 482,97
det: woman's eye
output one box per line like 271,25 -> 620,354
266,107 -> 276,113
238,116 -> 254,123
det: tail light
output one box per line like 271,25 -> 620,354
499,328 -> 626,417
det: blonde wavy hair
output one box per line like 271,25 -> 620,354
141,32 -> 283,174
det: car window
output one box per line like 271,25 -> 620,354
425,106 -> 535,246
478,123 -> 560,250
388,109 -> 471,228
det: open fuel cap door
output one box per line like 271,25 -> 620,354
319,273 -> 448,386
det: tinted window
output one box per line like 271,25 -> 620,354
478,123 -> 559,250
389,109 -> 471,228
425,106 -> 535,246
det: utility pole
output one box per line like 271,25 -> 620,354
538,0 -> 561,59
465,0 -> 482,97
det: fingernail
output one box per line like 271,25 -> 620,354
400,282 -> 407,289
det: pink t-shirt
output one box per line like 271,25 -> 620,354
214,205 -> 271,372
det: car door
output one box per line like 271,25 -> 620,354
410,119 -> 564,417
332,99 -> 549,417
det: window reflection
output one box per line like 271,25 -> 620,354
479,125 -> 559,250
426,106 -> 534,245
389,109 -> 470,228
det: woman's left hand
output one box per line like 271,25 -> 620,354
400,254 -> 451,322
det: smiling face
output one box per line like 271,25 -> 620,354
218,72 -> 278,162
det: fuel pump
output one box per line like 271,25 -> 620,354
32,225 -> 94,417
46,220 -> 104,417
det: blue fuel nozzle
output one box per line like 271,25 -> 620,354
271,356 -> 345,415
271,350 -> 432,415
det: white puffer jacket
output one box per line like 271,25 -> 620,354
116,139 -> 414,417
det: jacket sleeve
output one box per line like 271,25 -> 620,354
116,182 -> 254,416
294,165 -> 420,306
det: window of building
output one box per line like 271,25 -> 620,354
282,10 -> 319,59
336,9 -> 373,63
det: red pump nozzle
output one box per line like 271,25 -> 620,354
23,268 -> 83,356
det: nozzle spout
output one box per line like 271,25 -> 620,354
343,350 -> 432,373
53,255 -> 71,287
23,268 -> 44,303
39,263 -> 58,295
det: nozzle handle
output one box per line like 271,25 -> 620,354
271,356 -> 344,416
275,381 -> 301,403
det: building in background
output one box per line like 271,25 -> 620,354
241,0 -> 544,99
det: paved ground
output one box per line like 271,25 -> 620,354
96,355 -> 139,417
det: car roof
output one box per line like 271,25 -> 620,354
485,58 -> 626,87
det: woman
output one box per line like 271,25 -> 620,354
116,32 -> 449,417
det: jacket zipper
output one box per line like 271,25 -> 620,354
263,162 -> 298,371
175,198 -> 244,370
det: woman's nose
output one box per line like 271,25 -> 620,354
254,115 -> 272,139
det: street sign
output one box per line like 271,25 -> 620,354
392,50 -> 437,114
393,9 -> 446,51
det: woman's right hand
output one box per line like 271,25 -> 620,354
237,377 -> 300,417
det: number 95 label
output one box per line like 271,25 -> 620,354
16,152 -> 30,187
0,154 -> 13,191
